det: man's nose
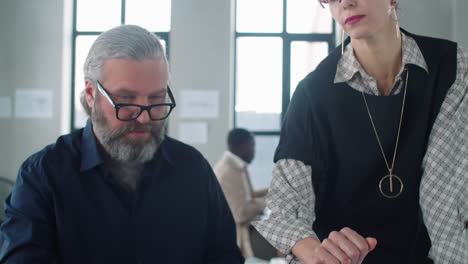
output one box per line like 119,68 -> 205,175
135,109 -> 151,124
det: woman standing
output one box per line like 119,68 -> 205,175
253,0 -> 467,263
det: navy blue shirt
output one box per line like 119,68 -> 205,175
0,122 -> 243,264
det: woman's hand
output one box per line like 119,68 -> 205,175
294,227 -> 377,264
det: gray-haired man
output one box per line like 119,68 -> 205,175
0,25 -> 243,264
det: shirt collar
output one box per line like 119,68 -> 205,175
158,138 -> 175,166
80,120 -> 104,172
224,151 -> 247,169
334,32 -> 429,84
79,120 -> 174,173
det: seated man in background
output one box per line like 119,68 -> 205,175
214,128 -> 270,259
0,25 -> 243,264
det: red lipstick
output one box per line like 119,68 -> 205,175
345,15 -> 365,25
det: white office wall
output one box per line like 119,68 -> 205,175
0,0 -> 65,181
398,0 -> 468,49
399,0 -> 454,40
454,0 -> 468,48
0,0 -> 14,180
168,0 -> 235,165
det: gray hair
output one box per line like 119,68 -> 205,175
80,24 -> 168,115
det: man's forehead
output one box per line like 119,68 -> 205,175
111,86 -> 168,95
102,57 -> 168,71
100,58 -> 169,90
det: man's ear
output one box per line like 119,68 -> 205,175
84,80 -> 95,110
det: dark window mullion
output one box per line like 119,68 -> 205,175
285,34 -> 335,42
252,131 -> 281,136
233,1 -> 238,128
282,0 -> 287,33
282,39 -> 291,122
234,0 -> 334,132
155,32 -> 169,40
281,0 -> 289,121
236,32 -> 282,37
281,0 -> 288,122
70,0 -> 79,131
330,20 -> 337,53
74,31 -> 104,36
121,0 -> 126,24
237,32 -> 333,41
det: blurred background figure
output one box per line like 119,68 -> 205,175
214,128 -> 275,260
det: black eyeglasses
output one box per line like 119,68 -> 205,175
319,0 -> 342,4
96,81 -> 176,121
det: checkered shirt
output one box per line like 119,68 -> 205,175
252,33 -> 468,263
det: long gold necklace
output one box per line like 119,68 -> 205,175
361,69 -> 409,199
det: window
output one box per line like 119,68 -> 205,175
71,0 -> 171,129
235,0 -> 335,189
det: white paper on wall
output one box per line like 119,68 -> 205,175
15,89 -> 53,119
178,121 -> 208,145
179,90 -> 219,119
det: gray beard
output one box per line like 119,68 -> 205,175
91,97 -> 165,164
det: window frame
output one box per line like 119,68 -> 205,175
233,0 -> 336,189
234,0 -> 336,136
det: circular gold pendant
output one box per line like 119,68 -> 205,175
379,174 -> 404,199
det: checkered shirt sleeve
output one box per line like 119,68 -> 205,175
252,159 -> 317,264
420,46 -> 468,263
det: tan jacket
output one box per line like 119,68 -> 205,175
213,151 -> 267,258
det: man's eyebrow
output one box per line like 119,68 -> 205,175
149,89 -> 168,96
112,88 -> 137,95
112,87 -> 168,96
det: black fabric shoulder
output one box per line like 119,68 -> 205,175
273,43 -> 342,165
402,29 -> 458,132
16,131 -> 81,189
274,79 -> 315,164
21,131 -> 79,173
162,136 -> 210,166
